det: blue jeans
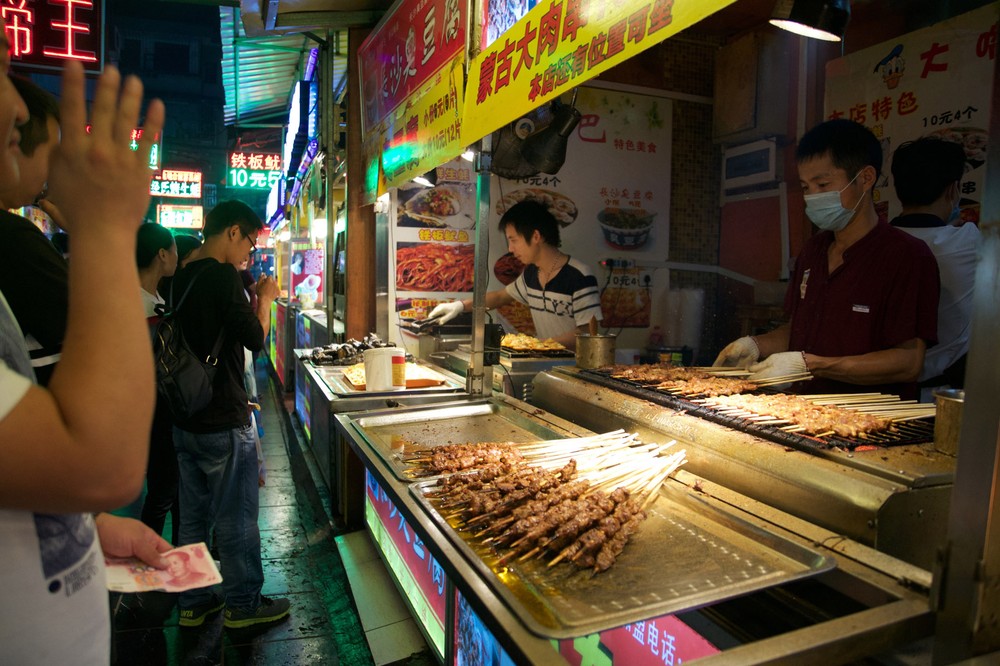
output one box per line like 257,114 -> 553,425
174,423 -> 262,611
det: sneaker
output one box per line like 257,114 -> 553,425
223,596 -> 291,629
178,596 -> 224,628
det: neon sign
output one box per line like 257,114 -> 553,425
228,151 -> 282,190
157,204 -> 203,229
4,0 -> 105,75
150,169 -> 202,199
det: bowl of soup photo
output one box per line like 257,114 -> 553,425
598,207 -> 656,250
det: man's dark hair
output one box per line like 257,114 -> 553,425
203,200 -> 263,238
891,137 -> 966,207
135,222 -> 175,269
174,234 -> 202,263
499,200 -> 561,247
796,119 -> 883,181
10,76 -> 59,156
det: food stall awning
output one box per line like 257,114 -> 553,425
223,0 -> 391,128
461,0 -> 741,146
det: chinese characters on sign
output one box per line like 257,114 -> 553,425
4,0 -> 104,74
825,4 -> 997,223
365,470 -> 447,657
157,204 -> 203,229
150,169 -> 202,199
359,0 -> 466,132
229,151 -> 283,191
462,0 -> 736,145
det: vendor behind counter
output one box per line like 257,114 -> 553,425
714,119 -> 939,401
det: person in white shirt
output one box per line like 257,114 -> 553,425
0,34 -> 171,663
428,200 -> 603,349
890,136 -> 981,394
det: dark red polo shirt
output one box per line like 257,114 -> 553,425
784,220 -> 940,399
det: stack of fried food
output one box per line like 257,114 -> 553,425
402,431 -> 686,574
500,333 -> 566,351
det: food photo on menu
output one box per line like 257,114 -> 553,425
105,542 -> 222,593
396,242 -> 475,292
397,181 -> 477,229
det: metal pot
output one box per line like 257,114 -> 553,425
933,388 -> 964,456
575,334 -> 617,369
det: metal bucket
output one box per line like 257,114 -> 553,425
933,388 -> 964,456
575,334 -> 616,369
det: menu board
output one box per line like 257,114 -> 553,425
825,4 -> 998,225
486,86 -> 673,348
389,158 -> 478,351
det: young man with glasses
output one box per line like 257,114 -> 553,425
169,200 -> 289,629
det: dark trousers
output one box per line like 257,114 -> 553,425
141,398 -> 180,544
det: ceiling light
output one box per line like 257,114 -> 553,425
461,150 -> 475,162
770,0 -> 850,42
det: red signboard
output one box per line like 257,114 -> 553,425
358,0 -> 466,132
4,0 -> 104,75
366,470 -> 447,657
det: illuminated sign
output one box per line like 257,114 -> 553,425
228,151 -> 282,190
366,471 -> 446,660
150,169 -> 202,199
4,0 -> 105,75
359,0 -> 466,133
462,0 -> 738,144
157,204 -> 203,229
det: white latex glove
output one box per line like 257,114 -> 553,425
713,336 -> 760,368
428,300 -> 465,325
748,351 -> 809,381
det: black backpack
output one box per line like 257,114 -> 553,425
153,267 -> 225,419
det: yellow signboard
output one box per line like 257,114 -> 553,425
362,54 -> 466,201
462,0 -> 737,145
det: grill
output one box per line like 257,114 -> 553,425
577,368 -> 934,450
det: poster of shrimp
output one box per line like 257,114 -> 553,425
824,4 -> 998,225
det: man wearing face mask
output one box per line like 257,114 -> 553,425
890,136 -> 980,393
715,119 -> 940,400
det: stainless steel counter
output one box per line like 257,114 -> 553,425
294,353 -> 472,525
335,395 -> 935,664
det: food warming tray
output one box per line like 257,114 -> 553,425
309,362 -> 464,398
410,477 -> 835,639
348,400 -> 578,482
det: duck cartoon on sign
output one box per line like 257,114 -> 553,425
874,44 -> 905,89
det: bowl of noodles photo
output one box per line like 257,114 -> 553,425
598,207 -> 656,250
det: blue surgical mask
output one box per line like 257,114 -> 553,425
947,205 -> 962,225
803,170 -> 865,232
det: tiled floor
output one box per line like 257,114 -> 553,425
110,361 -> 434,665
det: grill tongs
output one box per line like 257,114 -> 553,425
408,314 -> 444,333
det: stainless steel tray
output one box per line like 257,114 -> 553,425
310,363 -> 465,398
348,400 -> 578,482
410,478 -> 836,639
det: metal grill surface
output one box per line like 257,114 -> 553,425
578,369 -> 934,450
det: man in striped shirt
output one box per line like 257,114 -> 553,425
430,200 -> 603,349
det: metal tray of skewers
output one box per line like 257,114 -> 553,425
403,432 -> 836,639
348,400 -> 581,482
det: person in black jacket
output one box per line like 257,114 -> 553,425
170,200 -> 289,629
0,76 -> 65,385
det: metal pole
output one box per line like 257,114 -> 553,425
467,136 -> 491,396
321,30 -> 335,341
